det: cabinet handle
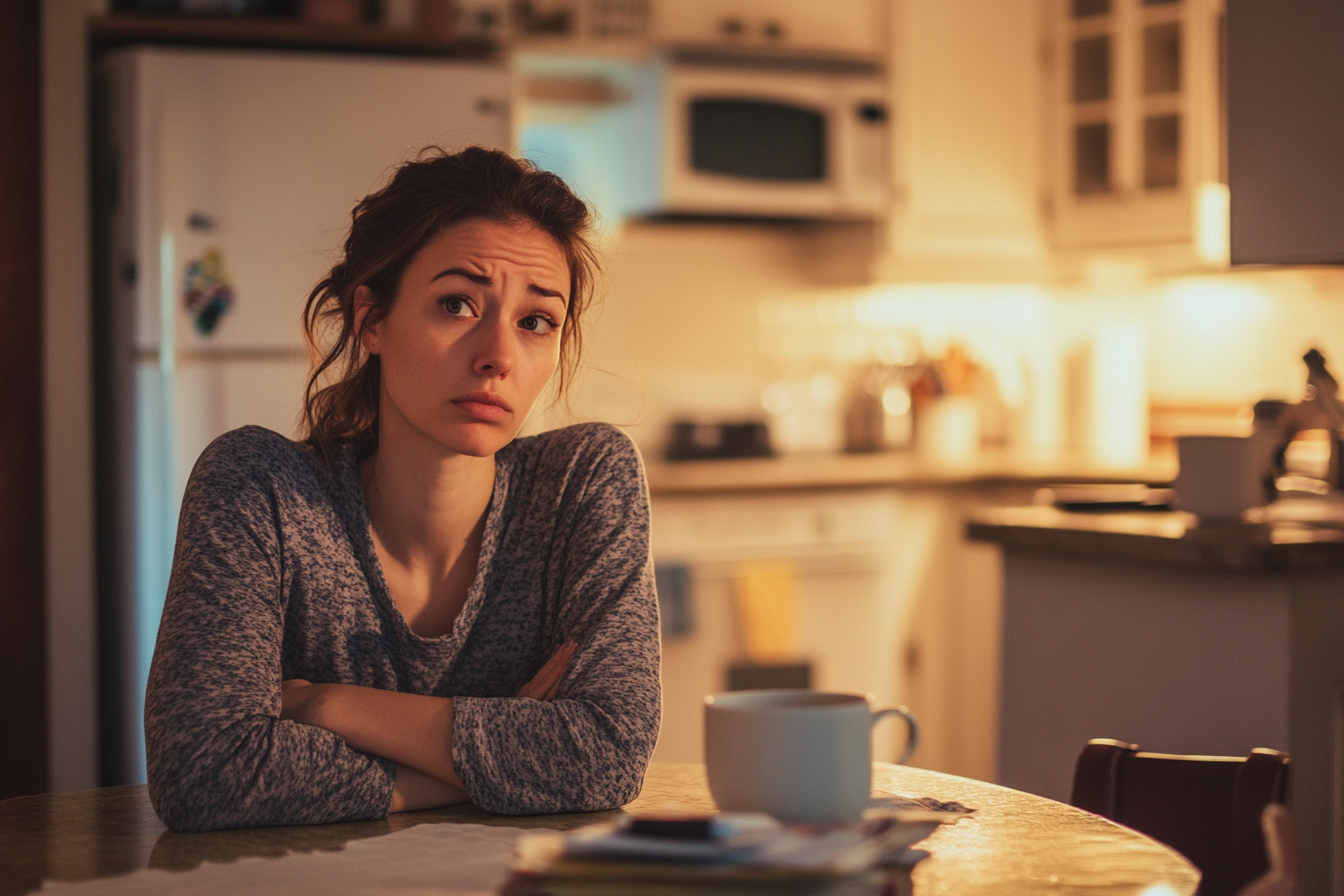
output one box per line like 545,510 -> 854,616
761,20 -> 785,41
858,103 -> 888,124
719,17 -> 744,38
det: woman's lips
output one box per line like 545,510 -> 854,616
453,391 -> 511,422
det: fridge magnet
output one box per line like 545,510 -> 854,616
182,248 -> 234,335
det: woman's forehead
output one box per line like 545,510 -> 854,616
414,219 -> 570,283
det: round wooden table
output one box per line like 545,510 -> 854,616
0,762 -> 1198,895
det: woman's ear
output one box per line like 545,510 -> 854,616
354,285 -> 382,355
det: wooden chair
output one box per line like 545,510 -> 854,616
1071,739 -> 1291,896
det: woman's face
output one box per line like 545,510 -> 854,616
358,218 -> 571,459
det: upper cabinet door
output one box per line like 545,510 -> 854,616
652,0 -> 884,58
1227,0 -> 1344,265
1047,0 -> 1227,265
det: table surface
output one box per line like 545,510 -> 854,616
1,762 -> 1199,896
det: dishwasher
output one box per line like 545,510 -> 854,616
649,489 -> 912,765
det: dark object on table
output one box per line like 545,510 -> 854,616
1035,483 -> 1173,512
627,817 -> 716,840
112,0 -> 303,14
726,660 -> 811,691
665,420 -> 772,461
1071,738 -> 1290,896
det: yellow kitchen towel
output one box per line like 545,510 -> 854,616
732,560 -> 799,663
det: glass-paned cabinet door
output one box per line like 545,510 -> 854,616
1048,0 -> 1225,260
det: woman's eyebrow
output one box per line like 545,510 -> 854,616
431,268 -> 564,300
431,267 -> 489,285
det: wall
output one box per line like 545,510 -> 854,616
0,0 -> 49,800
42,0 -> 100,793
532,218 -> 879,455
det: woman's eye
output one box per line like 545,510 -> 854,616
440,296 -> 473,317
519,315 -> 558,335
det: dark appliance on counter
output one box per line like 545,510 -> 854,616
665,420 -> 773,462
1254,348 -> 1344,497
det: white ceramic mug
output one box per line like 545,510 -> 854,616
1176,434 -> 1268,520
703,690 -> 919,823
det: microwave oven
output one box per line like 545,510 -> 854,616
624,57 -> 889,220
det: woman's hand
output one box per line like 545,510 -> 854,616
516,640 -> 577,701
390,764 -> 470,813
280,678 -> 328,726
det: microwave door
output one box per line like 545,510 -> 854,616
663,68 -> 852,218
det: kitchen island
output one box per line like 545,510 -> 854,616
969,501 -> 1344,896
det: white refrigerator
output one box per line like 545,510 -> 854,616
96,46 -> 512,784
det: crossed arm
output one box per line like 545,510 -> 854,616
278,640 -> 578,812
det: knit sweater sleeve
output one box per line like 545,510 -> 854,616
144,429 -> 395,832
450,424 -> 662,814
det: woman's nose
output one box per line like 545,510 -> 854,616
471,316 -> 515,377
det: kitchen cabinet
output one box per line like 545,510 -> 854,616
1045,0 -> 1227,268
651,0 -> 883,59
505,0 -> 650,55
1227,0 -> 1344,265
874,0 -> 1050,280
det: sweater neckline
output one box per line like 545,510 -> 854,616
330,442 -> 513,651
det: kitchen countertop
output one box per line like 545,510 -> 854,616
967,497 -> 1344,572
645,446 -> 1177,496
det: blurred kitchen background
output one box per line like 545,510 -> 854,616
8,0 -> 1344,797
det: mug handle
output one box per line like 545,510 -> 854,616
872,705 -> 920,765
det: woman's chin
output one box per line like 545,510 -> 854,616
431,423 -> 521,459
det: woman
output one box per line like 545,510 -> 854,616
144,147 -> 661,832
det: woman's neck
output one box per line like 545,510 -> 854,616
360,426 -> 497,579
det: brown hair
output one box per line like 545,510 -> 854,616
300,145 -> 598,460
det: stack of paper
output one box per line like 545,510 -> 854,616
504,810 -> 965,896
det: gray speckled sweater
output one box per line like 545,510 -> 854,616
144,422 -> 661,833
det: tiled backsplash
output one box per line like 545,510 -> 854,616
527,218 -> 1344,463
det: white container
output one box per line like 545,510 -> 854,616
1176,435 -> 1266,520
917,395 -> 980,466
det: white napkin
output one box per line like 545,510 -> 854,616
40,822 -> 535,896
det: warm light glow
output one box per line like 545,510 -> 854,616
1151,277 -> 1278,405
1196,181 -> 1231,266
1162,278 -> 1270,337
1091,322 -> 1149,468
881,386 -> 912,416
853,283 -> 1050,337
1139,885 -> 1181,896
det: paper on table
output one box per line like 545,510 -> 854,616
40,822 -> 537,896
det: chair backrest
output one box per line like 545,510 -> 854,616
1071,739 -> 1290,896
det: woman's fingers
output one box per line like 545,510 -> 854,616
517,640 -> 578,700
536,651 -> 570,701
279,678 -> 316,721
530,640 -> 577,699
